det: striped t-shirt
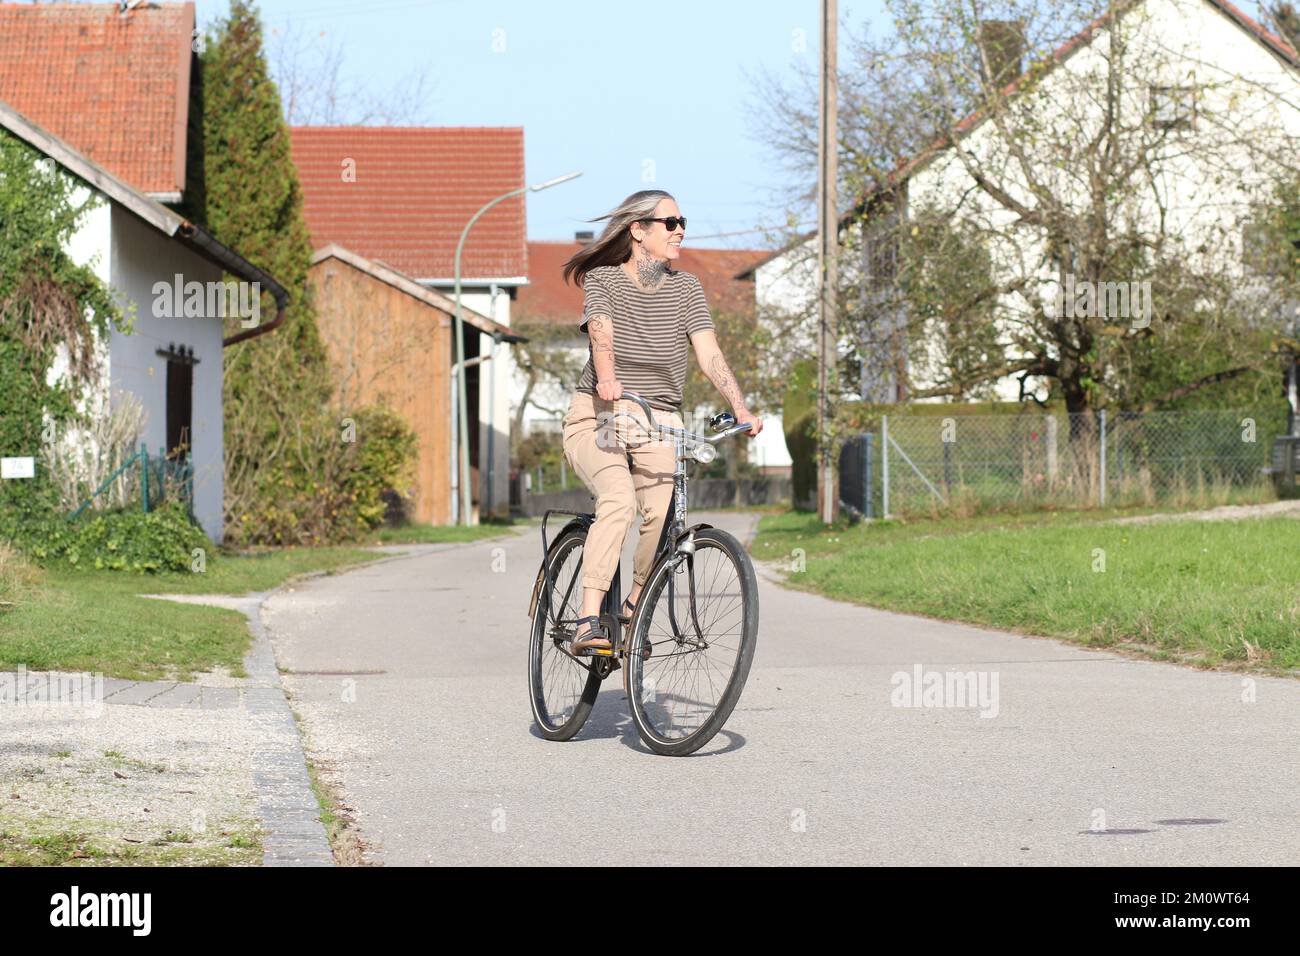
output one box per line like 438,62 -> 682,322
576,264 -> 714,412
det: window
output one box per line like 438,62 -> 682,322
1150,86 -> 1196,131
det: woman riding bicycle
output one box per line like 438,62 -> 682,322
560,189 -> 762,655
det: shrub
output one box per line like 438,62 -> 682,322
17,503 -> 212,573
41,392 -> 148,512
229,404 -> 417,546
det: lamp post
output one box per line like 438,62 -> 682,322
452,171 -> 581,525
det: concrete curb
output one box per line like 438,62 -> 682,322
239,593 -> 335,867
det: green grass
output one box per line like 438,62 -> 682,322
0,546 -> 381,681
754,509 -> 1300,673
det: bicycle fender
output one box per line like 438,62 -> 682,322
527,517 -> 590,619
672,522 -> 714,553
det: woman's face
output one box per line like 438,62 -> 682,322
634,198 -> 684,262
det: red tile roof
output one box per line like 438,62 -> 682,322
515,241 -> 767,327
0,2 -> 194,196
290,126 -> 528,281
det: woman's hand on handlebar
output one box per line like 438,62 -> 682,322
736,409 -> 763,438
597,378 -> 623,401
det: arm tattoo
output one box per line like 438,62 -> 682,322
587,311 -> 617,379
707,352 -> 746,412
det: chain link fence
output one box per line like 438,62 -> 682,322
841,408 -> 1286,517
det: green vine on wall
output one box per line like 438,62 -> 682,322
0,129 -> 125,536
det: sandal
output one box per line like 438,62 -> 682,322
571,615 -> 612,656
619,597 -> 652,661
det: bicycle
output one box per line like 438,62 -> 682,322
526,390 -> 760,756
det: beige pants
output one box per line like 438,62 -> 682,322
560,390 -> 682,592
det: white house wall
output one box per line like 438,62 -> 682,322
107,206 -> 225,542
458,287 -> 513,518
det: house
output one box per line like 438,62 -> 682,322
0,99 -> 285,543
513,238 -> 793,475
0,2 -> 287,543
307,244 -> 511,525
749,0 -> 1300,409
290,126 -> 528,521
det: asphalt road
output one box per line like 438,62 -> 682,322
262,511 -> 1300,865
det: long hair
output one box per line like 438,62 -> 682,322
562,189 -> 675,287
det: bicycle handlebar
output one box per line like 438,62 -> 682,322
615,390 -> 752,444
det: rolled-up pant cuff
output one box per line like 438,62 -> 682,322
581,574 -> 612,591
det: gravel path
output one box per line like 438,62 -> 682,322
1111,499 -> 1300,525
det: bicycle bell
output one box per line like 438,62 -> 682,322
709,411 -> 737,433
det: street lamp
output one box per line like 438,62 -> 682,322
452,171 -> 581,525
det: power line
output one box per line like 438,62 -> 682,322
687,221 -> 816,241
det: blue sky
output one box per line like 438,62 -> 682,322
201,0 -> 891,250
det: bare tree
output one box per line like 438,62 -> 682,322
268,21 -> 437,126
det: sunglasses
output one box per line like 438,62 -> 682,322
641,216 -> 687,232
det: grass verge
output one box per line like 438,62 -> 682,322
0,546 -> 381,681
754,508 -> 1300,673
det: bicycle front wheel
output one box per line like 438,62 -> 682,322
625,528 -> 759,756
528,527 -> 602,740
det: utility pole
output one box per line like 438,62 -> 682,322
817,0 -> 840,524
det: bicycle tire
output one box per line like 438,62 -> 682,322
528,526 -> 602,740
625,527 -> 759,756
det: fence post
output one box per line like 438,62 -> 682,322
141,443 -> 149,513
863,433 -> 874,519
943,436 -> 952,492
1098,409 -> 1107,507
881,415 -> 890,519
1045,415 -> 1058,482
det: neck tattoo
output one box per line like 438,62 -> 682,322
634,247 -> 669,289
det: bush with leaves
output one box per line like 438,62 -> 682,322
17,503 -> 211,574
230,404 -> 417,545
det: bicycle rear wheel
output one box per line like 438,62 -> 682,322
528,527 -> 602,740
625,528 -> 759,756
